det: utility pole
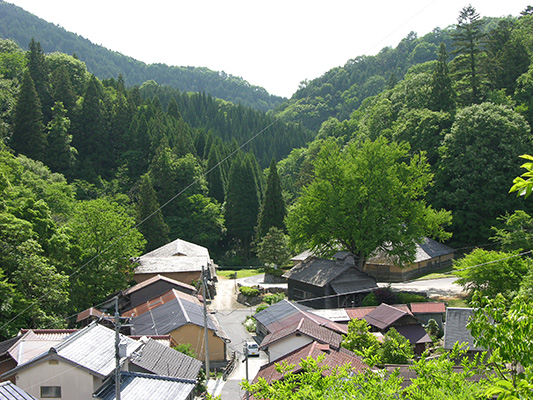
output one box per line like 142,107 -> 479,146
245,345 -> 250,400
202,265 -> 210,379
114,296 -> 121,400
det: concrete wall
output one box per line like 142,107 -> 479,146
14,358 -> 103,400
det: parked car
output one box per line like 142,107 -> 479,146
244,341 -> 259,356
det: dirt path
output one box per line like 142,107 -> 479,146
210,277 -> 247,311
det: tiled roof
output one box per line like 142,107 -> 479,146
394,325 -> 432,345
129,338 -> 202,380
409,302 -> 446,314
0,381 -> 37,400
128,292 -> 228,341
283,257 -> 352,287
444,308 -> 484,351
363,304 -> 409,330
134,238 -> 213,275
253,341 -> 367,385
93,372 -> 196,400
260,318 -> 342,352
122,289 -> 201,319
368,237 -> 454,265
345,304 -> 413,321
122,274 -> 196,297
255,300 -> 346,335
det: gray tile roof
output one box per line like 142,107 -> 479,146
93,372 -> 196,400
130,297 -> 216,335
129,339 -> 202,380
53,323 -> 142,378
254,300 -> 311,328
444,308 -> 484,351
368,237 -> 454,264
0,381 -> 37,400
283,257 -> 352,287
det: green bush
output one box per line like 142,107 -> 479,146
244,315 -> 256,332
361,292 -> 378,306
239,286 -> 260,297
255,304 -> 269,313
263,292 -> 284,305
396,292 -> 428,304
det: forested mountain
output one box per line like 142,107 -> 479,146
1,3 -> 533,341
0,0 -> 284,112
279,6 -> 533,249
273,16 -> 509,132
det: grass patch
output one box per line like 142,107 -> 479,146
414,265 -> 456,280
218,268 -> 264,279
445,297 -> 469,308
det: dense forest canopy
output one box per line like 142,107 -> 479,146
0,0 -> 284,112
0,4 -> 532,340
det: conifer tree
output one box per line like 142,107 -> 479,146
206,146 -> 225,204
451,5 -> 486,105
45,102 -> 76,175
137,174 -> 169,252
256,159 -> 286,240
225,154 -> 260,260
11,70 -> 46,161
51,64 -> 77,116
430,43 -> 455,112
26,39 -> 52,123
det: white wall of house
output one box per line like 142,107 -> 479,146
14,359 -> 103,400
267,334 -> 312,363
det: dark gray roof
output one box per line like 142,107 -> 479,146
283,257 -> 353,287
93,372 -> 196,400
444,308 -> 484,351
329,267 -> 378,294
254,300 -> 311,328
129,339 -> 202,380
0,381 -> 37,400
130,297 -> 216,336
394,325 -> 432,345
0,336 -> 20,356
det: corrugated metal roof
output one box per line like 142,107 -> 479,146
129,339 -> 202,380
308,308 -> 350,323
444,308 -> 484,351
368,237 -> 454,265
410,302 -> 446,314
7,330 -> 76,364
0,381 -> 37,400
94,372 -> 196,400
122,289 -> 201,319
54,323 -> 141,378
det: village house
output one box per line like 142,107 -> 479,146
283,254 -> 378,309
131,238 -> 218,292
444,307 -> 485,353
125,289 -> 230,367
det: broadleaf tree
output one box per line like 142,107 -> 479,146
286,137 -> 451,269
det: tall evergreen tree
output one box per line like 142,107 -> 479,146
256,159 -> 286,240
51,64 -> 77,116
451,5 -> 486,105
430,43 -> 455,112
45,101 -> 76,175
206,146 -> 225,204
11,70 -> 46,161
137,174 -> 169,252
225,155 -> 260,260
26,39 -> 52,123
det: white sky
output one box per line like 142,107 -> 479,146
5,1 -> 532,98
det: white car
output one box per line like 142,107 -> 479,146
244,341 -> 259,356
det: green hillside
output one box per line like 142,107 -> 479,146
0,0 -> 284,111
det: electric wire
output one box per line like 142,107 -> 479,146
0,0 -> 472,338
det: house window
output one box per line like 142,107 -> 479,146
293,289 -> 313,300
41,386 -> 61,398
